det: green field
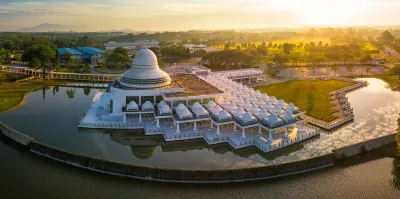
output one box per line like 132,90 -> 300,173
0,72 -> 30,83
254,80 -> 354,122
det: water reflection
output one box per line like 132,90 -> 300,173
0,78 -> 399,169
80,128 -> 319,161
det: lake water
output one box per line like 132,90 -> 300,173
0,78 -> 399,169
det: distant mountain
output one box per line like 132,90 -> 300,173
18,23 -> 93,32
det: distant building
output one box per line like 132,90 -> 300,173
182,44 -> 220,53
58,47 -> 105,65
76,47 -> 105,65
104,40 -> 160,54
58,48 -> 82,64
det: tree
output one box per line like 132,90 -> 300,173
289,52 -> 302,66
381,30 -> 395,43
331,64 -> 340,77
31,58 -> 41,69
272,53 -> 289,67
346,64 -> 354,76
390,65 -> 400,80
63,52 -> 71,63
83,88 -> 91,96
22,44 -> 55,79
113,47 -> 128,57
311,63 -> 317,77
67,59 -> 76,68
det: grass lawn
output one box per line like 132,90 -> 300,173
254,80 -> 355,122
0,72 -> 31,83
0,77 -> 64,113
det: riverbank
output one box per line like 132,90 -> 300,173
0,78 -> 64,113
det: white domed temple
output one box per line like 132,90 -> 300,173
80,48 -> 319,154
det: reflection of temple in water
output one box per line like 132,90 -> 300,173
80,128 -> 320,160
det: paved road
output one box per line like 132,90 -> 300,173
376,47 -> 400,60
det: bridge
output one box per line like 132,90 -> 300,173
0,65 -> 120,82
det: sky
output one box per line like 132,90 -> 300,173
1,0 -> 400,31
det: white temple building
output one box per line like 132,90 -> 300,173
80,48 -> 319,153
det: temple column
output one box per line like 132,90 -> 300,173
266,130 -> 273,144
139,113 -> 142,124
282,127 -> 289,142
216,125 -> 220,136
210,121 -> 213,129
156,118 -> 160,128
153,96 -> 157,105
232,124 -> 237,134
139,97 -> 142,106
258,126 -> 262,136
240,128 -> 246,140
175,123 -> 180,134
123,114 -> 126,124
193,121 -> 197,131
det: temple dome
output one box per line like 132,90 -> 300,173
119,48 -> 171,88
132,49 -> 158,67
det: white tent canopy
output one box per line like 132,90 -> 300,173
239,112 -> 258,124
232,107 -> 246,117
206,101 -> 217,110
211,105 -> 223,115
158,100 -> 167,109
192,106 -> 209,118
280,110 -> 295,122
159,104 -> 172,115
142,101 -> 154,111
268,96 -> 278,103
262,102 -> 275,110
191,102 -> 203,110
127,101 -> 139,111
270,106 -> 284,115
285,103 -> 299,112
216,110 -> 232,121
248,105 -> 261,114
275,99 -> 287,107
225,102 -> 238,112
263,113 -> 283,127
255,109 -> 270,120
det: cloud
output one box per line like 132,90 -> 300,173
0,0 -> 399,31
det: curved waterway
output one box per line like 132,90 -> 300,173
0,78 -> 399,169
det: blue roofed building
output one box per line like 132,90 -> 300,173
76,47 -> 105,65
58,48 -> 83,65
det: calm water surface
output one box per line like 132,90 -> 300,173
0,139 -> 399,199
0,78 -> 399,169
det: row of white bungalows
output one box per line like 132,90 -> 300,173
200,75 -> 305,143
172,102 -> 211,134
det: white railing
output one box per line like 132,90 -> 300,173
254,130 -> 319,152
164,131 -> 205,141
78,122 -> 145,129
